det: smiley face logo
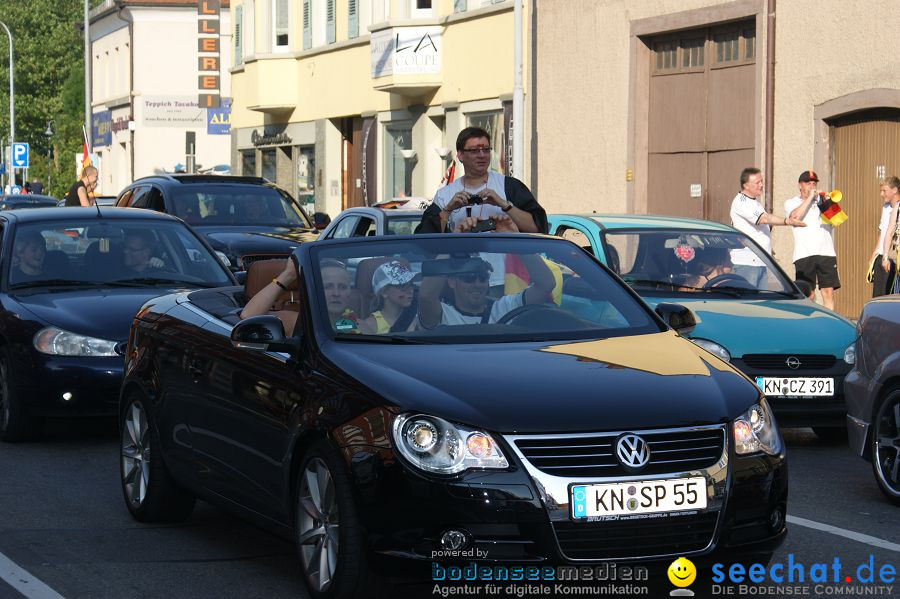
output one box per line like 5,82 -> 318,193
668,557 -> 696,588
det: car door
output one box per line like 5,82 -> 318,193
116,188 -> 135,207
126,186 -> 150,208
354,216 -> 377,237
143,187 -> 166,213
185,316 -> 300,521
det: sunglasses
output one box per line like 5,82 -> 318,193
455,272 -> 490,284
461,147 -> 492,155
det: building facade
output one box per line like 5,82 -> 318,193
533,0 -> 900,318
229,0 -> 527,217
89,0 -> 233,196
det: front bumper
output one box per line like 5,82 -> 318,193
731,357 -> 851,428
348,425 -> 787,569
12,347 -> 122,418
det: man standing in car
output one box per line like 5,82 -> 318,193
730,167 -> 805,288
65,166 -> 98,207
415,127 -> 547,235
784,170 -> 840,310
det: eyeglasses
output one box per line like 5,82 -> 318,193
461,147 -> 492,155
455,272 -> 490,284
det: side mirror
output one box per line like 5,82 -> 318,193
231,315 -> 296,352
655,303 -> 697,336
794,280 -> 813,298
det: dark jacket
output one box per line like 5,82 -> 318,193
415,175 -> 548,234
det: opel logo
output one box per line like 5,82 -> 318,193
786,356 -> 801,370
616,434 -> 650,470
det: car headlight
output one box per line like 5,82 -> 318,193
733,398 -> 782,456
843,343 -> 855,365
690,338 -> 731,362
214,250 -> 232,267
392,413 -> 509,475
34,327 -> 118,357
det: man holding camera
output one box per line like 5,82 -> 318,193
784,170 -> 840,310
416,127 -> 547,235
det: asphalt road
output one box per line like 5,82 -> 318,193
0,424 -> 897,599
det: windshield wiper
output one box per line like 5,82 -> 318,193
333,333 -> 430,344
106,277 -> 214,288
10,279 -> 97,289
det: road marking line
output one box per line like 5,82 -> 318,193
0,551 -> 65,599
788,515 -> 900,553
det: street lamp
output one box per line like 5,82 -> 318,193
44,121 -> 53,190
0,21 -> 14,186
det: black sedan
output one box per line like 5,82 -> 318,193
0,207 -> 236,441
115,174 -> 319,270
1,194 -> 59,210
118,234 -> 787,598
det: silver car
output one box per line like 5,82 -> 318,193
846,294 -> 900,505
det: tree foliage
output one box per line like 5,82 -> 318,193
0,0 -> 99,196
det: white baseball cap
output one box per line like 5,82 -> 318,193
372,261 -> 419,295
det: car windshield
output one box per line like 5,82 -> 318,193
170,185 -> 311,228
599,228 -> 796,296
311,236 -> 662,343
8,220 -> 234,289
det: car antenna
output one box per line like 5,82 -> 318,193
94,197 -> 102,217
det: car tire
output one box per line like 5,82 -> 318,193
812,426 -> 848,443
295,440 -> 384,599
120,393 -> 196,522
870,385 -> 900,506
0,346 -> 43,442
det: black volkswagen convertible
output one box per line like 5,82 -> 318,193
0,207 -> 236,441
118,234 -> 787,598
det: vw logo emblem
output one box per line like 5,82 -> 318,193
616,434 -> 650,470
785,356 -> 801,369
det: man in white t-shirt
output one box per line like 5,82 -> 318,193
869,176 -> 900,297
784,170 -> 840,310
729,167 -> 805,288
417,236 -> 556,328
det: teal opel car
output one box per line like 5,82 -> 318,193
549,214 -> 857,440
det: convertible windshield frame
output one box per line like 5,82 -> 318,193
599,227 -> 802,298
306,234 -> 666,344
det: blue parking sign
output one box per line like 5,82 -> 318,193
11,143 -> 28,168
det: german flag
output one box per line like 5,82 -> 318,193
504,255 -> 563,305
818,191 -> 848,227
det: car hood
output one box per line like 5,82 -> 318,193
320,331 -> 760,434
10,287 -> 190,342
642,296 -> 856,357
197,226 -> 319,257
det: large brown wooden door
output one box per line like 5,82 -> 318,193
646,24 -> 756,223
342,117 -> 365,209
831,110 -> 900,318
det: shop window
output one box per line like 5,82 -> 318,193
466,111 -> 506,175
681,38 -> 704,69
261,148 -> 277,182
715,31 -> 739,63
384,123 -> 414,200
241,150 -> 256,176
296,145 -> 315,208
273,0 -> 290,52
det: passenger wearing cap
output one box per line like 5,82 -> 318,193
359,261 -> 420,334
417,253 -> 555,328
784,170 -> 841,309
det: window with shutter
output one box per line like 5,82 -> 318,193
454,0 -> 466,12
234,5 -> 243,64
273,0 -> 289,51
302,0 -> 311,49
348,0 -> 358,39
326,0 -> 336,44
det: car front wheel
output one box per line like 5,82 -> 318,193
871,385 -> 900,506
120,393 -> 196,521
295,440 -> 382,599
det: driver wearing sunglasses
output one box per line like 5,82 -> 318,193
418,254 -> 555,328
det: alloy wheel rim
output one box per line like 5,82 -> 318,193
121,401 -> 150,507
297,457 -> 340,592
874,395 -> 900,496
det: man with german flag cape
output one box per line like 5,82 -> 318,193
785,170 -> 841,310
